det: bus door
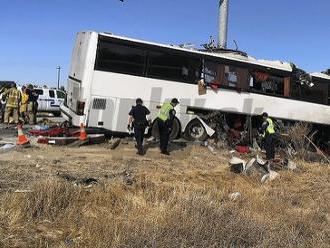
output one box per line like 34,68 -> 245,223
66,77 -> 81,113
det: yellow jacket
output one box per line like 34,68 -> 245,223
20,92 -> 29,113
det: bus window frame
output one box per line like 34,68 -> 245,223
94,35 -> 330,106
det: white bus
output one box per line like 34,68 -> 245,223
61,31 -> 330,141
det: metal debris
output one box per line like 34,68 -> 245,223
229,192 -> 241,201
261,170 -> 280,184
229,157 -> 246,173
109,138 -> 121,149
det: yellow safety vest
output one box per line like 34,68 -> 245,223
266,118 -> 275,134
158,102 -> 173,122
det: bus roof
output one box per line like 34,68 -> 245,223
97,31 -> 293,73
310,72 -> 330,81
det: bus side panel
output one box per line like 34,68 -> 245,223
69,32 -> 93,80
65,32 -> 98,121
67,78 -> 80,112
90,71 -> 330,127
115,98 -> 137,132
87,96 -> 118,130
66,32 -> 92,113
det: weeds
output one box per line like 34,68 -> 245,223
0,159 -> 329,248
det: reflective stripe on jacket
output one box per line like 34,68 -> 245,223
3,88 -> 21,108
158,102 -> 173,122
266,118 -> 275,134
20,93 -> 29,113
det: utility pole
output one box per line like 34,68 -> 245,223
56,66 -> 61,89
218,0 -> 229,49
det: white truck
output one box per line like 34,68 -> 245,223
35,88 -> 66,117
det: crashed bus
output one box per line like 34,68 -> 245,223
61,31 -> 330,146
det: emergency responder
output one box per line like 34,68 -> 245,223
26,84 -> 39,124
128,98 -> 151,155
259,112 -> 276,172
0,86 -> 6,123
157,98 -> 179,155
19,86 -> 29,123
2,82 -> 21,124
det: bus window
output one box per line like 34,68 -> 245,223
203,60 -> 220,85
301,82 -> 328,105
225,65 -> 238,87
250,72 -> 284,95
147,51 -> 201,84
203,60 -> 248,89
95,40 -> 146,76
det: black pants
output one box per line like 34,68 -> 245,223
0,103 -> 4,123
158,119 -> 171,153
264,134 -> 275,160
134,127 -> 145,154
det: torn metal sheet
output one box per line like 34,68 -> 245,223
196,116 -> 215,137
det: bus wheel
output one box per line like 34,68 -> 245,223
184,119 -> 208,141
151,119 -> 160,139
170,118 -> 181,140
151,118 -> 181,140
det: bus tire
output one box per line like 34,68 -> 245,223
151,118 -> 181,141
184,119 -> 208,141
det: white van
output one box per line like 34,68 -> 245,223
34,88 -> 66,116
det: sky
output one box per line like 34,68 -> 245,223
0,0 -> 329,87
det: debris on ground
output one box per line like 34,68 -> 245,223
261,170 -> 280,184
229,157 -> 246,173
229,192 -> 241,201
201,139 -> 217,154
235,145 -> 250,154
56,172 -> 99,186
0,143 -> 16,153
37,133 -> 105,146
108,138 -> 121,149
14,189 -> 33,193
29,126 -> 66,137
245,158 -> 256,171
228,154 -> 284,183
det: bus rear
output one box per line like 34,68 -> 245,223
61,31 -> 98,126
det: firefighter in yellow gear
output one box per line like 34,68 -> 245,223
2,82 -> 21,124
19,86 -> 29,123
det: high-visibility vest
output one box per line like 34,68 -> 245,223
266,118 -> 275,134
158,102 -> 173,122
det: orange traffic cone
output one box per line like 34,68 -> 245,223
17,124 -> 30,145
79,123 -> 88,141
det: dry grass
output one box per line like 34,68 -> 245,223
286,122 -> 315,159
0,150 -> 329,248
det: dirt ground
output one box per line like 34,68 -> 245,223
0,133 -> 329,247
0,138 -> 208,193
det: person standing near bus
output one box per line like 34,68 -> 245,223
128,98 -> 151,155
26,84 -> 39,124
19,86 -> 29,123
259,112 -> 276,171
157,98 -> 179,155
0,86 -> 6,123
2,82 -> 21,124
